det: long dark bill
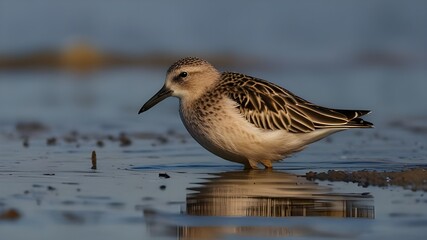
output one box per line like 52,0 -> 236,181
138,85 -> 173,114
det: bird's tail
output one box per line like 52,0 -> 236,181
332,109 -> 373,128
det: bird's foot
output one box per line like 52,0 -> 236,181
260,160 -> 273,169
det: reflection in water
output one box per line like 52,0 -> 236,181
187,171 -> 373,218
145,170 -> 374,239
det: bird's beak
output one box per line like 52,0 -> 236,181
138,85 -> 173,114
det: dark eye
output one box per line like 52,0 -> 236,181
179,72 -> 188,78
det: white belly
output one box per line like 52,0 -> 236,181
179,98 -> 339,166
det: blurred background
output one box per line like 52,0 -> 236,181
0,0 -> 426,134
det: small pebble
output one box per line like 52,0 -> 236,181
0,209 -> 21,221
23,138 -> 29,148
96,140 -> 104,147
119,134 -> 132,147
159,173 -> 170,179
46,137 -> 57,146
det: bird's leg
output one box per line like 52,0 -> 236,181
244,159 -> 259,170
260,160 -> 273,169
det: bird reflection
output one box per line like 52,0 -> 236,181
144,170 -> 374,239
186,170 -> 374,218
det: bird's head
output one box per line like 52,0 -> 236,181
138,57 -> 220,114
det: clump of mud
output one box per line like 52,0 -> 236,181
15,122 -> 48,134
306,168 -> 427,191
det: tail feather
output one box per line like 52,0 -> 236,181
345,117 -> 374,128
333,109 -> 371,119
316,109 -> 373,129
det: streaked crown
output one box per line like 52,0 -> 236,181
167,57 -> 211,74
165,57 -> 220,101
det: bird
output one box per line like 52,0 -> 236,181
138,57 -> 373,169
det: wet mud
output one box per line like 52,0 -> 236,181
306,168 -> 427,191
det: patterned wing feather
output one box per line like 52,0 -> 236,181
222,72 -> 372,133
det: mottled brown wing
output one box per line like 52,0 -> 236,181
224,73 -> 371,133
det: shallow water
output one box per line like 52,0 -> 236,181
1,64 -> 427,239
0,134 -> 426,239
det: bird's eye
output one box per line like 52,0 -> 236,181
179,72 -> 188,78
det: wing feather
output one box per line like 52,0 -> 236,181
222,72 -> 372,133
